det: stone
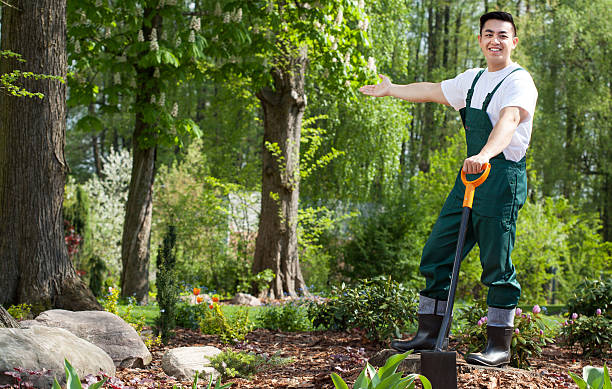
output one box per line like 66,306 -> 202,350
161,346 -> 222,382
231,293 -> 261,306
0,325 -> 115,388
368,349 -> 420,373
21,309 -> 152,368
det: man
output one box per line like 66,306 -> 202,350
359,11 -> 537,367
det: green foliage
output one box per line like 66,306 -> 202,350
566,279 -> 612,318
330,352 -> 431,389
170,371 -> 232,389
156,225 -> 181,343
175,302 -> 208,330
456,306 -> 553,369
209,349 -> 292,381
0,50 -> 64,99
569,364 -> 611,389
306,277 -> 418,342
256,301 -> 313,332
52,359 -> 107,389
101,287 -> 146,334
559,314 -> 612,357
7,303 -> 32,321
200,303 -> 253,344
102,286 -> 120,315
88,255 -> 107,298
237,269 -> 275,295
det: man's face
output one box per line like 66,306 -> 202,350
478,19 -> 518,66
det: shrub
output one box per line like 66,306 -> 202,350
156,225 -> 181,343
101,287 -> 146,334
559,312 -> 612,357
209,349 -> 292,380
455,305 -> 553,369
200,303 -> 253,344
566,279 -> 612,319
256,301 -> 312,332
7,303 -> 32,320
175,302 -> 208,329
330,352 -> 431,389
306,277 -> 418,342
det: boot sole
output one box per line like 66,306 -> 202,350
465,357 -> 509,368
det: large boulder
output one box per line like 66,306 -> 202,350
21,309 -> 152,368
0,325 -> 115,388
161,346 -> 222,382
231,293 -> 261,306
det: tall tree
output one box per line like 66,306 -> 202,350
0,0 -> 101,310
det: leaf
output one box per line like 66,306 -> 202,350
64,359 -> 83,389
584,365 -> 605,387
89,377 -> 108,389
568,371 -> 588,389
160,49 -> 180,67
603,365 -> 611,389
353,367 -> 371,389
52,378 -> 62,389
378,352 -> 410,381
75,114 -> 104,133
330,372 -> 350,389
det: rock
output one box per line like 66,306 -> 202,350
0,325 -> 115,388
368,349 -> 420,373
231,293 -> 261,306
161,346 -> 222,382
22,309 -> 152,368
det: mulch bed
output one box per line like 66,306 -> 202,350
116,327 -> 610,388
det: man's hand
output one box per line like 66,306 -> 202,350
359,74 -> 391,97
462,154 -> 490,174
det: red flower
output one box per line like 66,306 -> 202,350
193,287 -> 200,296
196,296 -> 203,304
212,296 -> 219,303
209,304 -> 214,309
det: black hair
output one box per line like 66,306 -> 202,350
480,11 -> 517,36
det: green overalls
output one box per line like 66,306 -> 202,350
420,68 -> 527,309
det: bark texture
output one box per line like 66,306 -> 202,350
252,46 -> 309,299
0,0 -> 101,310
0,305 -> 19,328
120,9 -> 161,302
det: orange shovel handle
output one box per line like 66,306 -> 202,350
460,163 -> 491,209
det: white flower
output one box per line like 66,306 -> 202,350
188,30 -> 195,43
158,92 -> 165,107
74,40 -> 81,54
367,57 -> 377,73
359,0 -> 365,9
129,78 -> 137,88
267,2 -> 273,13
223,12 -> 231,23
303,3 -> 311,9
313,20 -> 322,31
153,67 -> 160,78
96,0 -> 103,7
331,42 -> 338,50
157,0 -> 165,9
137,30 -> 144,42
335,9 -> 343,25
344,52 -> 350,64
113,73 -> 121,85
105,28 -> 111,38
150,94 -> 156,104
150,40 -> 159,51
332,57 -> 337,62
190,17 -> 201,32
149,28 -> 157,42
233,8 -> 242,23
176,36 -> 182,46
214,2 -> 222,16
171,102 -> 178,117
345,80 -> 351,88
329,35 -> 335,43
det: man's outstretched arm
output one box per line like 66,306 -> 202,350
359,74 -> 450,105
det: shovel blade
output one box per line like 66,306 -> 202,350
420,350 -> 457,389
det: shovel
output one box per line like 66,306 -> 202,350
420,163 -> 491,389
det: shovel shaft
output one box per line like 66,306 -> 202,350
434,206 -> 471,352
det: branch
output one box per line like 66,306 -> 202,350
0,0 -> 20,10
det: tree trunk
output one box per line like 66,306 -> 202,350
0,306 -> 19,328
252,46 -> 309,299
120,9 -> 161,303
0,0 -> 101,311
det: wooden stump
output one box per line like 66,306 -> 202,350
0,305 -> 19,328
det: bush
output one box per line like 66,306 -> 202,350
210,349 -> 292,380
455,305 -> 553,369
156,225 -> 181,343
306,277 -> 418,342
566,279 -> 612,319
200,303 -> 253,344
256,301 -> 312,332
7,303 -> 32,321
559,312 -> 612,357
175,302 -> 208,329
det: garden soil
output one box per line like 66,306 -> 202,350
114,327 -> 609,389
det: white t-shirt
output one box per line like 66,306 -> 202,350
441,63 -> 538,162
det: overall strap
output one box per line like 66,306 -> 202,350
465,69 -> 485,108
481,67 -> 524,111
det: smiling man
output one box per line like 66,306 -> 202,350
359,11 -> 537,367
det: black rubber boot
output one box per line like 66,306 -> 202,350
465,326 -> 513,367
390,314 -> 443,353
